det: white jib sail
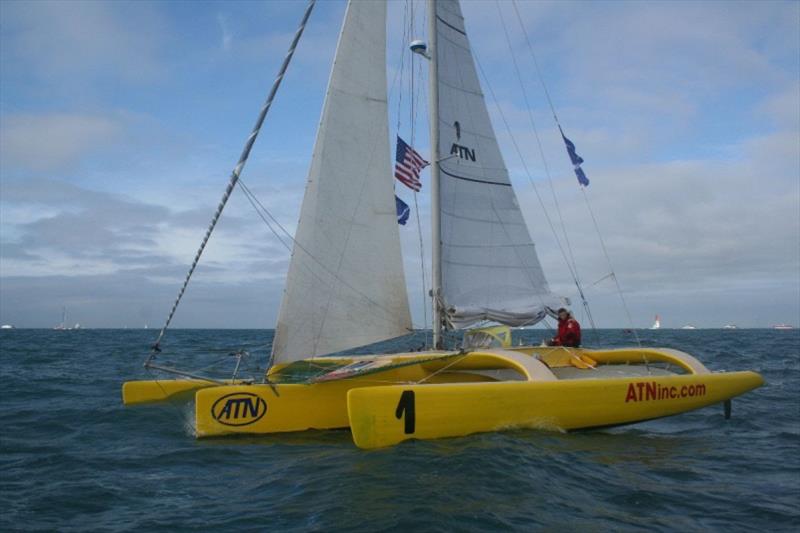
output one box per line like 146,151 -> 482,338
435,0 -> 566,329
272,0 -> 412,365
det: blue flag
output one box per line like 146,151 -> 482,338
395,195 -> 410,225
560,128 -> 590,187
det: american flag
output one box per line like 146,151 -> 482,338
394,136 -> 428,192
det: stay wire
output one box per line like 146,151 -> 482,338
582,186 -> 642,346
473,55 -> 585,320
147,0 -> 316,359
510,0 -> 560,127
409,0 -> 430,349
494,1 -> 597,341
396,0 -> 430,347
237,179 -> 420,332
511,0 -> 640,344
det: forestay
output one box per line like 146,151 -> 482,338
272,0 -> 411,365
434,0 -> 565,329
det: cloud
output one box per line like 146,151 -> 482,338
0,172 -> 302,326
756,82 -> 800,130
510,128 -> 799,326
1,0 -> 798,330
217,13 -> 233,52
0,113 -> 124,173
470,0 -> 800,145
0,177 -> 283,281
0,0 -> 165,85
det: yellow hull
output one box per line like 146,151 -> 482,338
347,371 -> 763,449
123,347 -> 764,448
123,379 -> 221,405
194,355 -> 489,437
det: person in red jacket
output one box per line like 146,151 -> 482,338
548,308 -> 582,347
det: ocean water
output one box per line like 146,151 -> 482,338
1,328 -> 798,531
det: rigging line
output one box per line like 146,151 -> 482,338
409,0 -> 430,349
415,352 -> 469,384
473,55 -> 584,309
511,0 -> 638,342
495,2 -> 583,299
588,272 -> 615,288
146,368 -> 197,434
412,192 -> 428,341
494,7 -> 598,345
238,181 -> 292,254
237,179 -> 425,333
395,0 -> 409,133
148,0 -> 316,359
498,10 -> 604,342
493,2 -> 597,340
408,0 -> 415,147
510,0 -> 560,127
581,186 -> 642,346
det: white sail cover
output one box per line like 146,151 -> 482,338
435,0 -> 566,329
272,0 -> 411,364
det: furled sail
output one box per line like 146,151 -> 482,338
434,0 -> 566,329
272,0 -> 411,364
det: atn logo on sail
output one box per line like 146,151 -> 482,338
211,392 -> 267,426
450,120 -> 477,162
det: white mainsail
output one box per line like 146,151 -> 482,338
272,0 -> 412,365
434,0 -> 565,329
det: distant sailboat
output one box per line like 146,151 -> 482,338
53,307 -> 71,330
651,315 -> 661,330
773,324 -> 794,330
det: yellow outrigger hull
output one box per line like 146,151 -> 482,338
123,379 -> 221,405
347,371 -> 763,449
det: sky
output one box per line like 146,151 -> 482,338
1,0 -> 798,330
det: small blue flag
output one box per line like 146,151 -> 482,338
560,127 -> 590,187
395,195 -> 410,225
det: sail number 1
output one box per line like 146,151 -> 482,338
395,390 -> 415,434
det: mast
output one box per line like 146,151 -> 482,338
428,0 -> 443,349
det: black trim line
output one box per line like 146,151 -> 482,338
439,165 -> 511,187
436,15 -> 466,36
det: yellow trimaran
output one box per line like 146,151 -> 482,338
123,0 -> 762,449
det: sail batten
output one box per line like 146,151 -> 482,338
272,0 -> 411,365
434,0 -> 566,329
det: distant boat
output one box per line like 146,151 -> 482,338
53,307 -> 70,330
74,323 -> 81,330
681,325 -> 697,330
650,315 -> 661,330
773,324 -> 794,330
1,324 -> 14,330
722,324 -> 738,330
